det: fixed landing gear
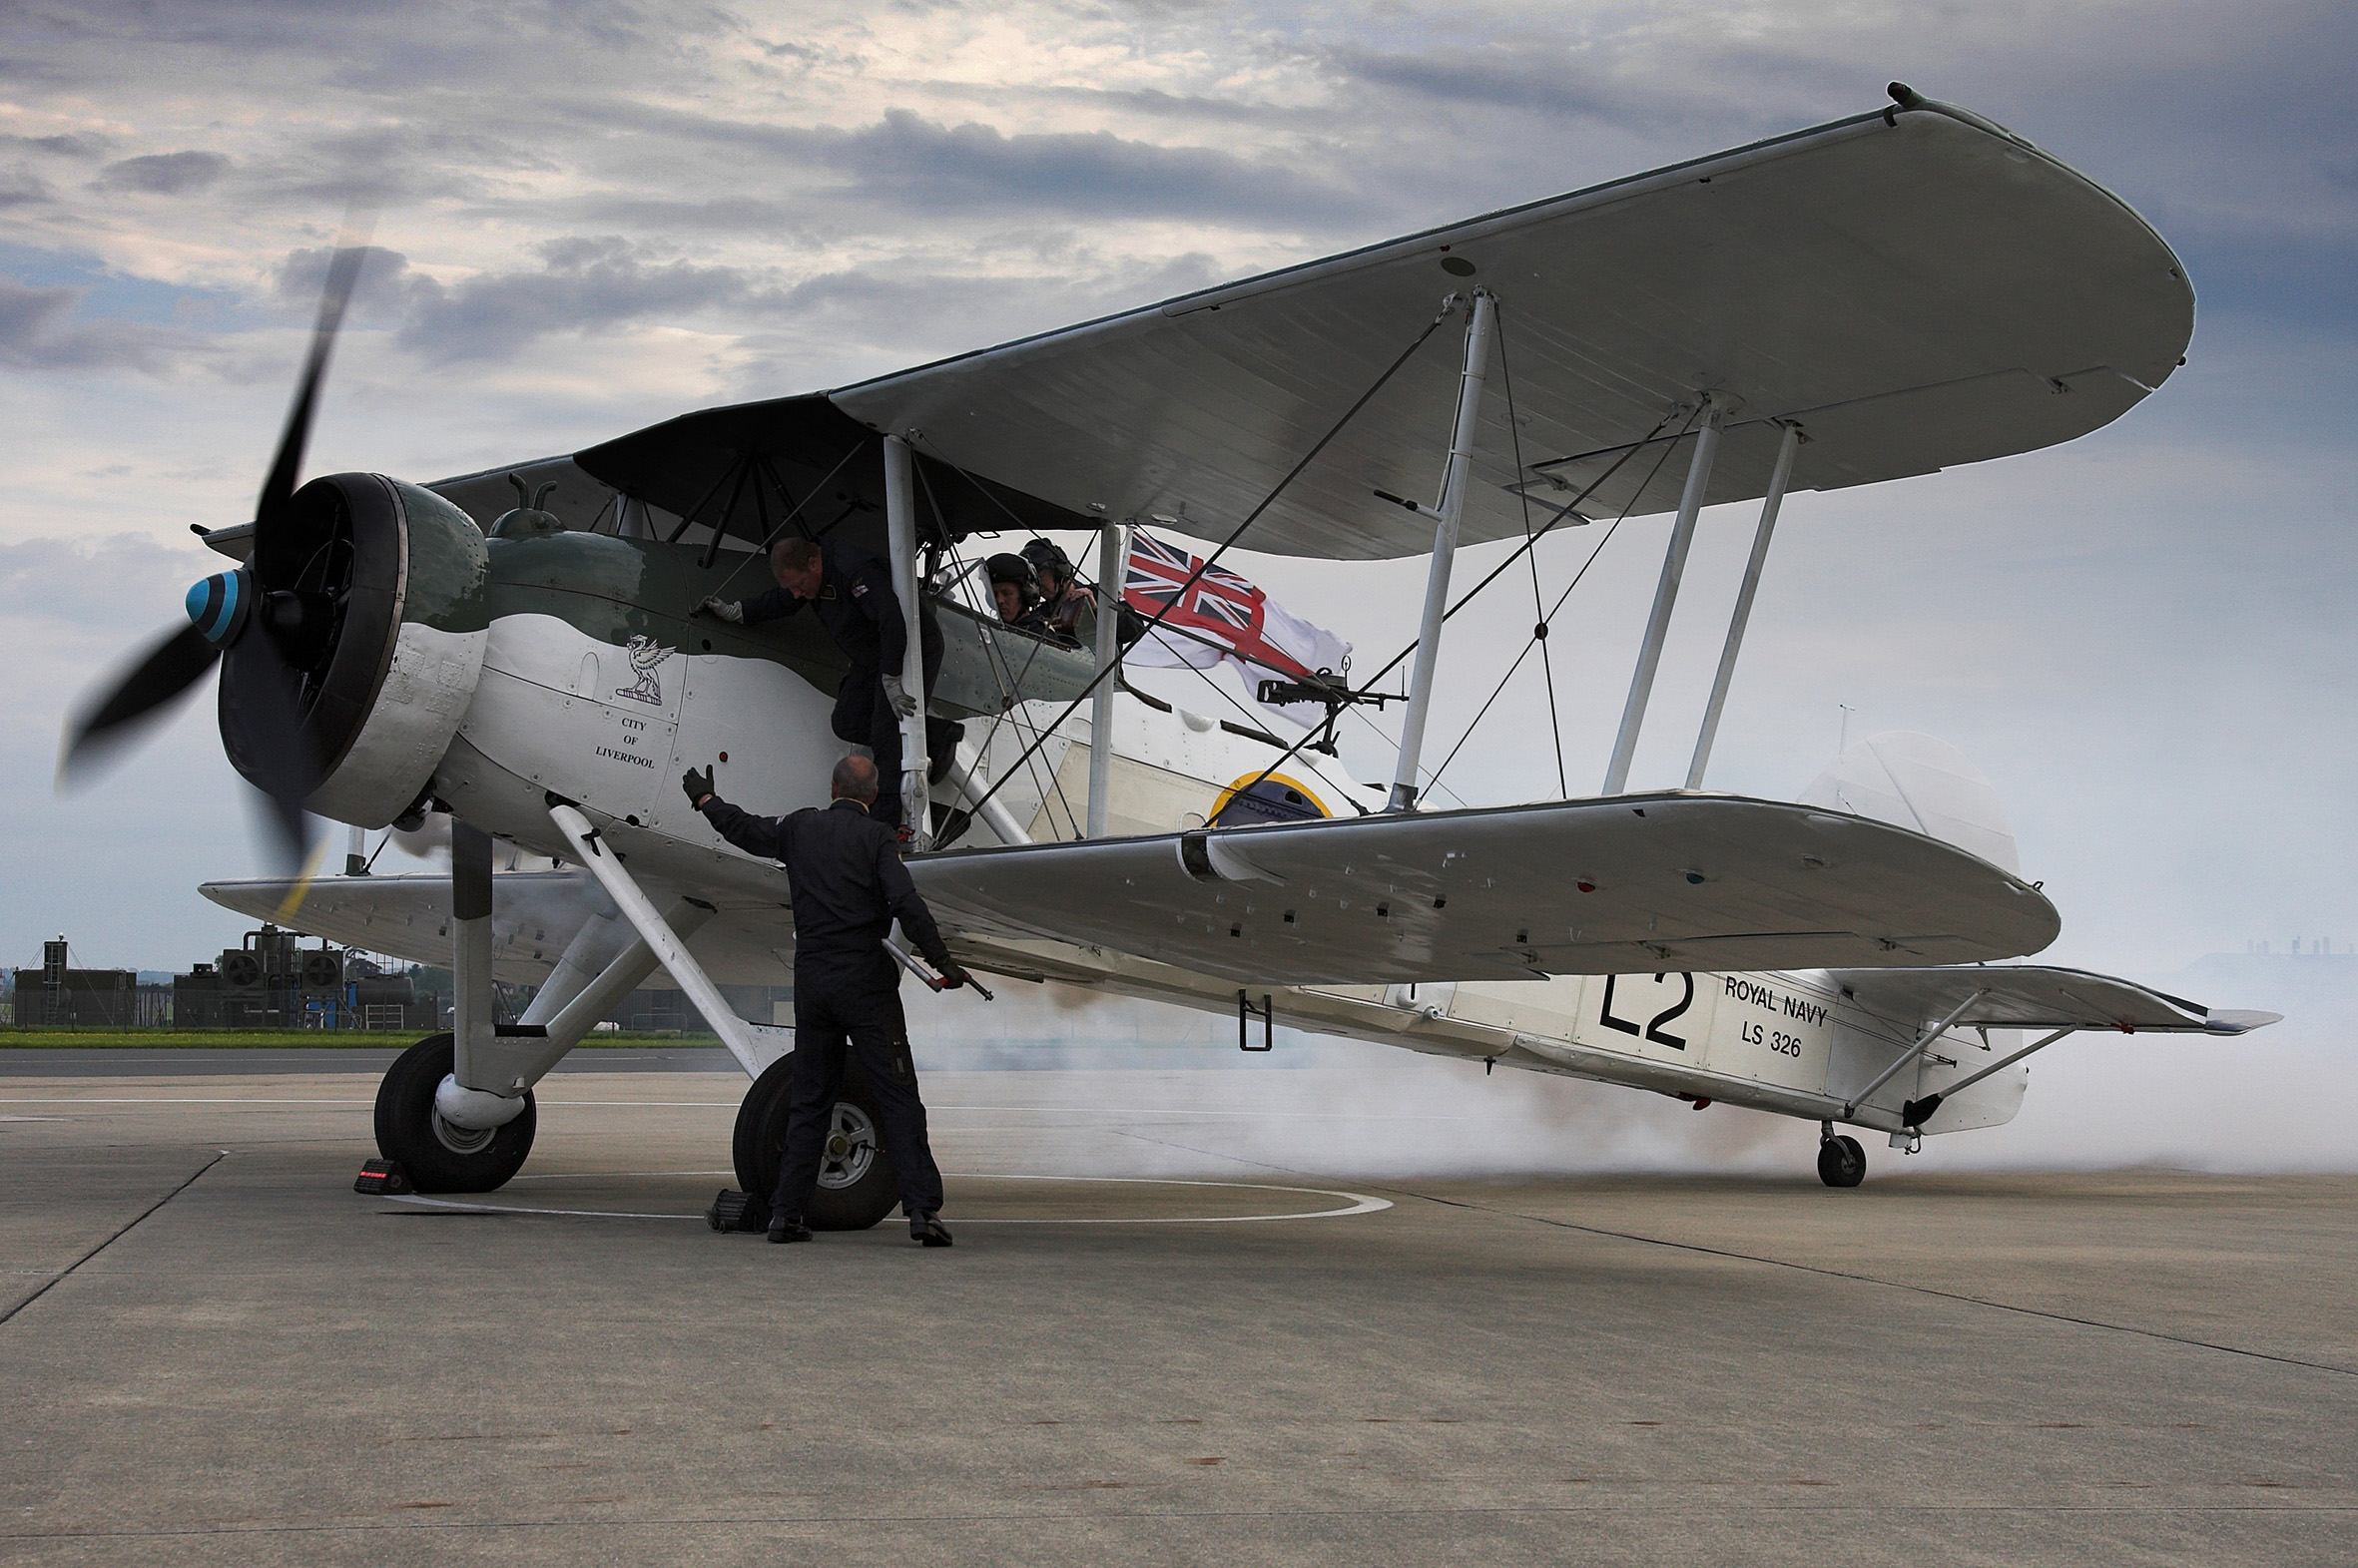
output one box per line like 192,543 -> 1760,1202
1817,1129 -> 1866,1189
373,1034 -> 537,1193
730,1055 -> 901,1231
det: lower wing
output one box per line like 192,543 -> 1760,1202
912,789 -> 2060,985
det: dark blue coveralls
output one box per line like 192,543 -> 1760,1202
740,540 -> 959,830
696,792 -> 952,1223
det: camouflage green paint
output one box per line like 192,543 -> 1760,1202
390,480 -> 489,635
477,531 -> 1097,722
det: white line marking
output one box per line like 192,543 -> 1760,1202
389,1195 -> 703,1221
382,1175 -> 1393,1226
939,1174 -> 1396,1224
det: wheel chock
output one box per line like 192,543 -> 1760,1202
707,1189 -> 771,1233
353,1159 -> 411,1195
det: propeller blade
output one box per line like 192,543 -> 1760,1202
58,623 -> 223,786
220,632 -> 316,873
255,241 -> 367,536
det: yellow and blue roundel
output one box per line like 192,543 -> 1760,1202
1209,772 -> 1329,827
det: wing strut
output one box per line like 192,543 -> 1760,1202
1687,420 -> 1801,788
884,435 -> 934,848
1085,518 -> 1130,836
1843,986 -> 1989,1119
546,799 -> 789,1079
1388,287 -> 1497,811
1604,392 -> 1728,792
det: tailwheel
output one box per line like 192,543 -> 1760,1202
1817,1133 -> 1867,1189
373,1033 -> 536,1194
731,1054 -> 901,1232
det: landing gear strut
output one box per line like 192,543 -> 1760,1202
373,1034 -> 537,1193
730,1054 -> 902,1231
1817,1127 -> 1866,1188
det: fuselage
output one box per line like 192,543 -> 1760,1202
254,524 -> 2028,1143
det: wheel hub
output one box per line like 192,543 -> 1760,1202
816,1102 -> 877,1190
431,1111 -> 497,1156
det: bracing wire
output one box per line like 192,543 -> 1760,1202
1492,303 -> 1567,798
1201,398 -> 1694,820
913,463 -> 1084,837
937,298 -> 1461,832
1423,408 -> 1699,794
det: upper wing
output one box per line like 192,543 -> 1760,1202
828,97 -> 2189,559
1828,965 -> 2282,1035
911,790 -> 2059,985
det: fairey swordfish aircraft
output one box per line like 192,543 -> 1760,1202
66,85 -> 2275,1226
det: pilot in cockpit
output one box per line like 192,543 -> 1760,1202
983,553 -> 1061,642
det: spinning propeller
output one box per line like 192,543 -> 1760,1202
59,244 -> 368,872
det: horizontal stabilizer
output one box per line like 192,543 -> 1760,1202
1829,965 -> 2283,1035
912,790 -> 2058,985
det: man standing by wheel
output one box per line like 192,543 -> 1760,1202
683,753 -> 967,1247
698,538 -> 960,838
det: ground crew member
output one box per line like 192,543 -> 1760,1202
1021,539 -> 1094,649
683,753 -> 967,1247
699,538 -> 960,836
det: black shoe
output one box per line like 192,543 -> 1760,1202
908,1211 -> 953,1248
768,1214 -> 813,1244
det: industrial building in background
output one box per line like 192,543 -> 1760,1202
5,929 -> 775,1034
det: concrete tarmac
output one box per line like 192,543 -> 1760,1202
1,1049 -> 2352,1565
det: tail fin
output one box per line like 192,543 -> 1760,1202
1796,732 -> 2019,874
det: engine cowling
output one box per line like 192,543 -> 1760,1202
218,473 -> 489,828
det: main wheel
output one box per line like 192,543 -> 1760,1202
730,1053 -> 900,1232
373,1033 -> 536,1193
1817,1133 -> 1866,1189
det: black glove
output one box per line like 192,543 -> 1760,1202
934,960 -> 970,990
681,765 -> 715,809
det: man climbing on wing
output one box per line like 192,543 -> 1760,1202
683,753 -> 965,1248
700,538 -> 961,838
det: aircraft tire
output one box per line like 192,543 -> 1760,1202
1817,1134 -> 1867,1189
373,1033 -> 537,1194
731,1053 -> 900,1232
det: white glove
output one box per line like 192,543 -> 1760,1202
881,674 -> 918,719
697,596 -> 744,624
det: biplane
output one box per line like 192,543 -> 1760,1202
66,85 -> 2274,1223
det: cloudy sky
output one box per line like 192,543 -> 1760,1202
3,0 -> 2352,1022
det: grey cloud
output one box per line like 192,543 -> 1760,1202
236,125 -> 527,209
0,277 -> 196,371
0,169 -> 50,208
815,108 -> 1370,225
1312,38 -> 1837,147
0,534 -> 218,625
5,132 -> 110,158
578,101 -> 1372,228
384,237 -> 774,362
95,150 -> 232,194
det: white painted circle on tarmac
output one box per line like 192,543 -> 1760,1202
383,1173 -> 1391,1224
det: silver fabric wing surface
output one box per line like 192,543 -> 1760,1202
830,98 -> 2192,560
911,792 -> 2061,985
1828,966 -> 2282,1036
